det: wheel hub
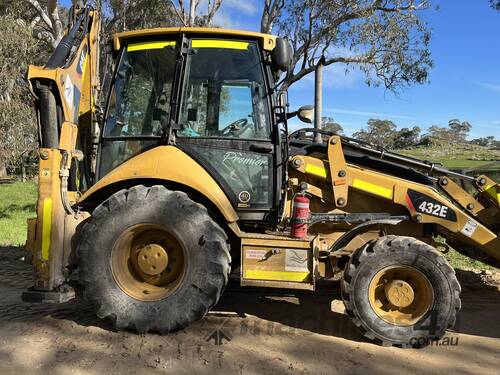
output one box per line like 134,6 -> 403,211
368,265 -> 434,326
384,279 -> 415,308
137,244 -> 168,276
111,225 -> 186,301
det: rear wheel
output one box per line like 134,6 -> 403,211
77,185 -> 231,333
341,235 -> 461,348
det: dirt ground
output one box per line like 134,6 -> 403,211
0,246 -> 499,375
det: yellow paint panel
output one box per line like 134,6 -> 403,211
485,185 -> 500,205
127,40 -> 176,52
192,40 -> 249,50
41,198 -> 52,261
113,27 -> 276,51
305,164 -> 327,178
352,178 -> 393,199
78,146 -> 238,223
244,270 -> 309,282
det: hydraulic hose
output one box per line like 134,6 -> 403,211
38,84 -> 59,149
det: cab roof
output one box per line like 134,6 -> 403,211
113,27 -> 277,52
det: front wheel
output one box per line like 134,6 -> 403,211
341,235 -> 461,348
77,185 -> 231,333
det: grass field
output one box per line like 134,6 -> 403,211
0,181 -> 37,246
396,141 -> 500,171
0,179 -> 495,270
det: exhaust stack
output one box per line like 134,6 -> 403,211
314,56 -> 325,143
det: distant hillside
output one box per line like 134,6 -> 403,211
395,140 -> 500,170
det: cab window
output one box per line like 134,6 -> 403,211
178,40 -> 270,140
99,41 -> 176,177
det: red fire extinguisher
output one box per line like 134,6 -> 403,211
291,194 -> 310,238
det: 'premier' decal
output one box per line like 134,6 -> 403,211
406,189 -> 457,222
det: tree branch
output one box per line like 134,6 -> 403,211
32,29 -> 55,46
47,0 -> 63,43
206,0 -> 223,26
261,0 -> 285,33
30,15 -> 41,29
26,0 -> 53,29
170,0 -> 187,26
189,0 -> 199,26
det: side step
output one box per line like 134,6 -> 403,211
22,284 -> 76,303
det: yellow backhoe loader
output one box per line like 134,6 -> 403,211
23,4 -> 499,347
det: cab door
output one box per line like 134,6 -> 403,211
175,39 -> 278,222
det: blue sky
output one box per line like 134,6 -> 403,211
63,0 -> 500,138
211,0 -> 500,139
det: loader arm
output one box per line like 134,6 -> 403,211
288,132 -> 500,267
24,5 -> 100,292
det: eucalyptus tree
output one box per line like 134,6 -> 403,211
261,0 -> 433,91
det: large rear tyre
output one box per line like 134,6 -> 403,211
341,235 -> 461,348
77,185 -> 231,333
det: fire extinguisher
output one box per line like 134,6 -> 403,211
291,194 -> 310,238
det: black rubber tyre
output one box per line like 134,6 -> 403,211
341,235 -> 461,348
77,185 -> 231,333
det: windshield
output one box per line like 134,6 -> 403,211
99,40 -> 176,177
178,40 -> 270,140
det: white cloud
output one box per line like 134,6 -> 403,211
470,121 -> 500,129
320,107 -> 500,131
323,65 -> 365,89
210,1 -> 260,30
324,108 -> 414,120
472,81 -> 500,93
212,12 -> 241,29
293,65 -> 365,90
223,0 -> 259,15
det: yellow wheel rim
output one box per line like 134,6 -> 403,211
368,265 -> 434,326
111,224 -> 186,301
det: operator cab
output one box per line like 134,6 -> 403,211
98,29 -> 291,223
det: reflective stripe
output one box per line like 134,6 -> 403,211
127,41 -> 176,52
41,198 -> 52,261
191,40 -> 249,50
305,163 -> 327,178
352,179 -> 393,199
244,270 -> 309,282
294,202 -> 309,208
485,185 -> 499,204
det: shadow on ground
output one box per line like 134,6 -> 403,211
1,245 -> 498,342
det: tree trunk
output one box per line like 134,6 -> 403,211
22,159 -> 27,182
0,162 -> 7,178
189,0 -> 197,26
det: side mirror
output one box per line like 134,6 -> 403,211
271,37 -> 292,72
297,105 -> 314,124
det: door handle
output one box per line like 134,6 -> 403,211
249,143 -> 273,153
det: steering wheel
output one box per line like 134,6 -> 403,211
220,118 -> 249,137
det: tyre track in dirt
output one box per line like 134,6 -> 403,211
1,246 -> 499,374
